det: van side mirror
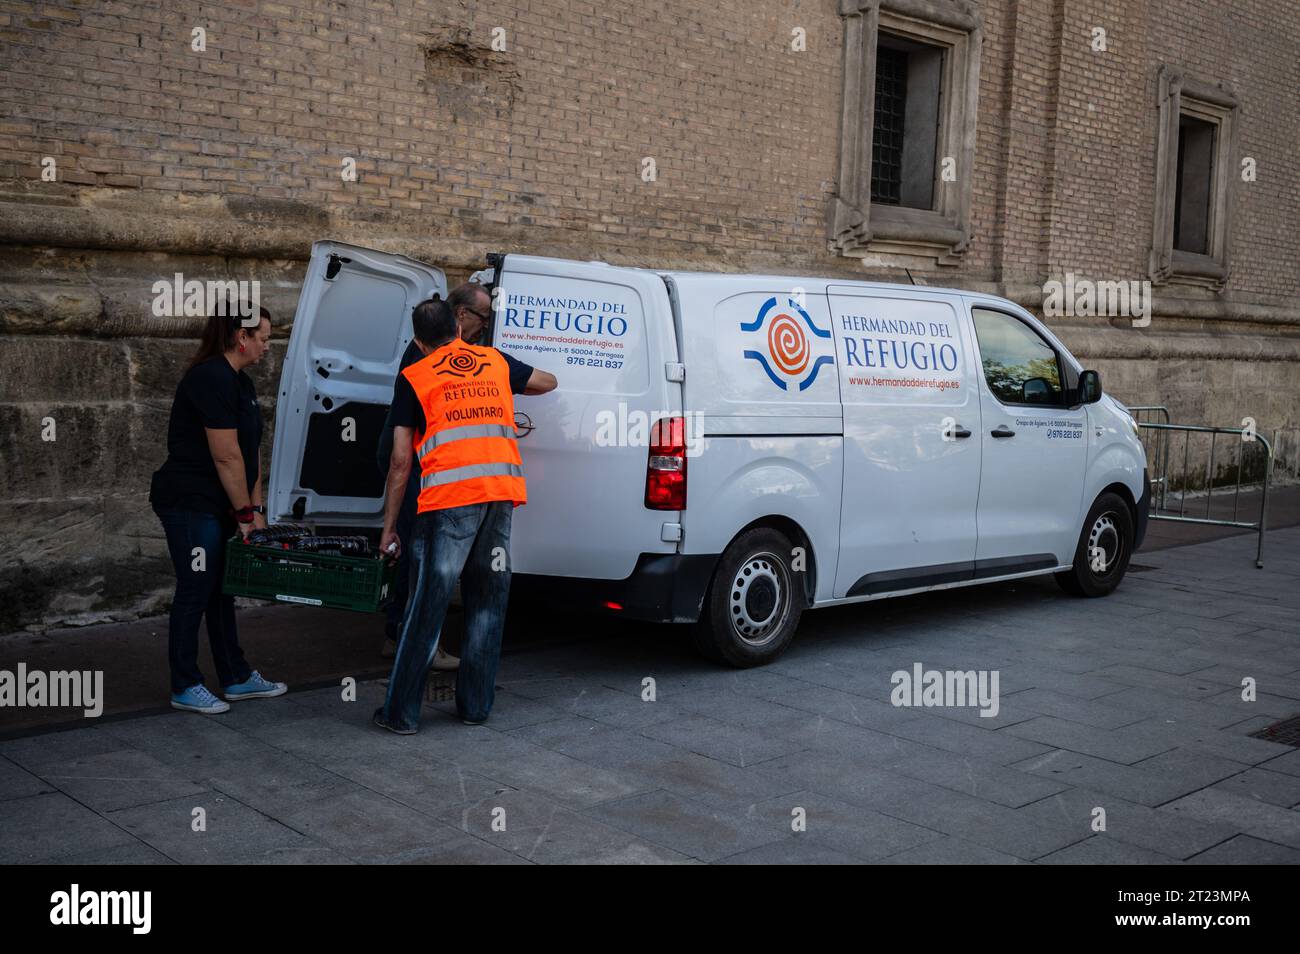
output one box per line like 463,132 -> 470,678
1021,377 -> 1052,404
1077,369 -> 1102,405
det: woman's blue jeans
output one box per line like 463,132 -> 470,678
156,509 -> 252,694
382,500 -> 513,730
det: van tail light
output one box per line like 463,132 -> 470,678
645,416 -> 687,510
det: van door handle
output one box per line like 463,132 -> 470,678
952,427 -> 972,439
991,425 -> 1015,438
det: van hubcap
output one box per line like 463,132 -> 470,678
1088,512 -> 1122,575
730,553 -> 787,645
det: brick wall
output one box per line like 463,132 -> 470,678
1,0 -> 1297,629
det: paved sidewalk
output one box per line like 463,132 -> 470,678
2,529 -> 1299,864
6,483 -> 1297,735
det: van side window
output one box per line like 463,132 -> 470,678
971,308 -> 1063,407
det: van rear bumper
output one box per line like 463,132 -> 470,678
511,552 -> 719,624
1134,468 -> 1151,550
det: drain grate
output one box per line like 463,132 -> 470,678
1249,716 -> 1300,747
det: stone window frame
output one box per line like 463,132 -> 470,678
830,0 -> 982,264
1149,66 -> 1238,292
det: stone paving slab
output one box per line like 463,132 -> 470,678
1209,767 -> 1300,808
1,526 -> 1298,864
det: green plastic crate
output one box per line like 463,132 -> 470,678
222,537 -> 396,613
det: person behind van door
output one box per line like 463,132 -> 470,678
373,298 -> 526,733
375,310 -> 458,671
373,285 -> 553,662
448,281 -> 558,395
148,302 -> 288,715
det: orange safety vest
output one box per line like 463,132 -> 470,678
401,340 -> 527,513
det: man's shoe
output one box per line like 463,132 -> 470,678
171,684 -> 230,714
373,707 -> 417,735
224,671 -> 288,702
432,647 -> 460,671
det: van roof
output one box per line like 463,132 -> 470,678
658,268 -> 982,300
499,253 -> 993,302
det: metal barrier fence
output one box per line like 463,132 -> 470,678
1128,406 -> 1171,509
1128,406 -> 1273,568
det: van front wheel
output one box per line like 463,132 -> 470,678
694,528 -> 804,667
1055,491 -> 1134,597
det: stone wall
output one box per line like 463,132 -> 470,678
1,0 -> 1297,630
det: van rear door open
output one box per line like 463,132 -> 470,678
268,241 -> 447,527
490,255 -> 683,580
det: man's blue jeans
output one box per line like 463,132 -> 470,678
156,509 -> 253,694
381,500 -> 513,730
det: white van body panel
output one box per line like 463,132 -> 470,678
661,273 -> 844,602
962,296 -> 1089,566
1085,393 -> 1148,511
491,255 -> 682,579
677,435 -> 844,603
962,296 -> 1145,564
826,285 -> 983,597
663,273 -> 842,436
268,241 -> 446,526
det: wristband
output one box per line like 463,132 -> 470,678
234,506 -> 255,524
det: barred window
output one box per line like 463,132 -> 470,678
1148,67 -> 1237,290
871,46 -> 908,205
831,1 -> 981,262
1173,115 -> 1217,255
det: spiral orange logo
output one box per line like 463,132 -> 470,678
448,351 -> 477,373
432,347 -> 490,377
767,313 -> 809,376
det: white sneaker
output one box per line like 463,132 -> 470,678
432,647 -> 460,671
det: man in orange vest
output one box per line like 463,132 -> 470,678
374,297 -> 527,733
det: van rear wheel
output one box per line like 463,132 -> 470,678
694,528 -> 803,667
1055,491 -> 1134,597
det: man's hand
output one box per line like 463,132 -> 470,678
237,519 -> 254,542
380,426 -> 414,564
380,528 -> 401,562
252,511 -> 268,532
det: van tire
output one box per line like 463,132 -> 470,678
1055,492 -> 1134,598
694,528 -> 804,667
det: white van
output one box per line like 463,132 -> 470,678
270,241 -> 1149,666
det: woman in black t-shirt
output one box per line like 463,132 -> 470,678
149,305 -> 287,715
